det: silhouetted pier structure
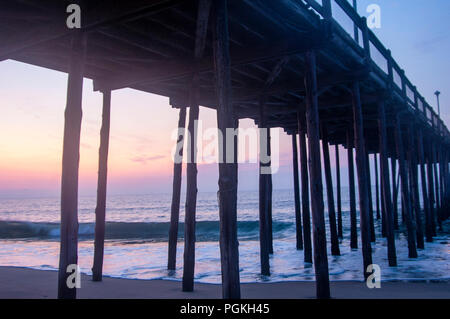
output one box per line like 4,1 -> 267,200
2,0 -> 449,299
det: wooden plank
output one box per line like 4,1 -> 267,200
167,107 -> 186,271
304,50 -> 330,299
92,89 -> 112,281
58,32 -> 86,299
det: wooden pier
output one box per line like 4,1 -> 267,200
1,0 -> 449,299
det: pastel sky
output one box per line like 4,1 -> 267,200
0,0 -> 449,197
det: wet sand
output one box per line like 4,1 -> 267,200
0,266 -> 449,299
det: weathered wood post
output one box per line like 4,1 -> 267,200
417,129 -> 433,242
394,113 -> 418,258
322,129 -> 340,256
377,99 -> 397,266
433,142 -> 440,219
92,89 -> 112,281
182,94 -> 200,292
374,154 -> 381,220
335,144 -> 343,239
298,113 -> 312,263
426,138 -> 437,236
292,133 -> 304,250
167,107 -> 186,271
407,123 -> 424,249
391,157 -> 399,230
58,31 -> 86,299
351,81 -> 373,278
212,0 -> 240,299
304,50 -> 330,298
365,152 -> 376,242
182,0 -> 212,292
347,129 -> 358,249
258,100 -> 270,276
267,128 -> 273,254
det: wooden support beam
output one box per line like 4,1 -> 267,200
292,134 -> 304,250
258,100 -> 271,276
432,142 -> 441,229
322,129 -> 340,256
351,81 -> 373,279
374,154 -> 380,220
167,107 -> 186,271
417,129 -> 433,243
394,114 -> 417,258
298,113 -> 312,263
391,157 -> 399,230
182,0 -> 212,292
92,89 -> 112,281
377,100 -> 397,266
347,129 -> 358,249
212,0 -> 240,299
267,128 -> 274,255
426,138 -> 437,236
304,50 -> 330,299
58,31 -> 86,299
407,123 -> 424,249
335,145 -> 343,239
365,151 -> 376,242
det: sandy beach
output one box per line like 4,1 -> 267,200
0,266 -> 448,299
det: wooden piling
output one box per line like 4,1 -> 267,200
292,134 -> 304,250
182,100 -> 199,292
377,100 -> 397,266
258,101 -> 270,276
426,138 -> 437,236
92,89 -> 112,281
304,50 -> 330,299
347,129 -> 358,249
298,113 -> 313,263
335,144 -> 343,239
365,152 -> 376,242
182,0 -> 212,292
322,129 -> 340,256
391,157 -> 399,230
351,81 -> 373,279
267,128 -> 273,254
212,0 -> 240,299
167,107 -> 187,271
407,123 -> 424,249
394,114 -> 418,258
58,32 -> 86,299
374,154 -> 380,220
417,129 -> 433,242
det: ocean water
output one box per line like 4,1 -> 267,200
0,190 -> 449,283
